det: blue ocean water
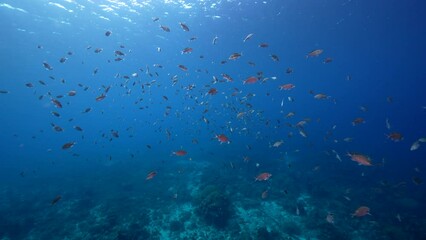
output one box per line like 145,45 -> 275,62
0,0 -> 425,239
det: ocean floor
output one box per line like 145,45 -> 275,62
0,157 -> 424,240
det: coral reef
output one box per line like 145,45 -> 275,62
256,226 -> 280,240
194,185 -> 232,228
1,156 -> 425,239
169,220 -> 184,232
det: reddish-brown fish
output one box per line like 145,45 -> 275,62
314,93 -> 329,100
255,173 -> 272,181
243,76 -> 258,84
347,153 -> 372,166
43,62 -> 53,70
51,99 -> 63,108
146,171 -> 157,180
279,84 -> 295,90
222,73 -> 233,82
179,22 -> 189,31
270,54 -> 279,62
51,195 -> 62,205
96,94 -> 106,101
216,134 -> 230,144
323,57 -> 333,63
181,47 -> 193,54
62,142 -> 75,150
173,150 -> 187,156
352,117 -> 365,126
160,25 -> 170,32
207,88 -> 218,95
307,49 -> 323,58
178,64 -> 188,71
229,53 -> 242,60
352,206 -> 370,217
387,132 -> 403,142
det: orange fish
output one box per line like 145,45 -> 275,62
255,172 -> 272,181
352,206 -> 371,217
146,171 -> 157,180
216,134 -> 230,144
173,150 -> 187,156
279,84 -> 295,90
347,153 -> 372,166
243,76 -> 258,84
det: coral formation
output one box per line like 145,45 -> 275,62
256,226 -> 280,240
194,185 -> 232,228
169,220 -> 184,232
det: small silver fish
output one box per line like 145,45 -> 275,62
332,150 -> 342,162
410,141 -> 421,151
243,33 -> 254,42
386,118 -> 391,130
299,130 -> 307,138
212,36 -> 218,45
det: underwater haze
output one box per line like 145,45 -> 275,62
1,0 -> 426,239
